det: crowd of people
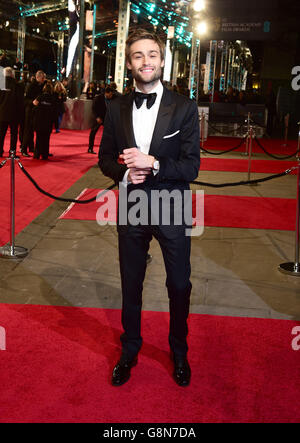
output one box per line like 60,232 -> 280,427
0,63 -> 280,160
0,68 -> 67,160
208,85 -> 266,105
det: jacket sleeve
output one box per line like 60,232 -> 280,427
98,103 -> 128,184
156,100 -> 200,183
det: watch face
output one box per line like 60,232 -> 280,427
154,160 -> 159,170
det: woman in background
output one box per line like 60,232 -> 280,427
53,81 -> 67,133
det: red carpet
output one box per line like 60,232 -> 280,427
0,303 -> 299,423
204,136 -> 298,155
200,157 -> 298,174
60,189 -> 296,231
0,129 -> 102,247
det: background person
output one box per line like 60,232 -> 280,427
53,81 -> 67,133
21,70 -> 47,156
0,67 -> 24,157
88,86 -> 115,154
32,81 -> 55,160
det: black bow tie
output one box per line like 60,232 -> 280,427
134,91 -> 157,109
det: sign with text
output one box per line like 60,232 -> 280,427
209,17 -> 276,40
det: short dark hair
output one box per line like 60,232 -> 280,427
125,29 -> 165,63
105,86 -> 113,94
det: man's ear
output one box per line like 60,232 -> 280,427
126,60 -> 132,71
161,59 -> 165,68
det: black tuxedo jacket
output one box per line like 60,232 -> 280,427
0,77 -> 24,122
98,86 -> 200,237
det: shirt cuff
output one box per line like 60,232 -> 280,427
121,169 -> 131,186
152,161 -> 160,176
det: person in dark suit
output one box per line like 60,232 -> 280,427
98,29 -> 200,387
32,81 -> 55,160
88,86 -> 115,154
0,67 -> 24,157
21,70 -> 46,156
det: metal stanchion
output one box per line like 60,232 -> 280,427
281,113 -> 290,148
0,150 -> 28,259
200,111 -> 206,154
243,112 -> 251,156
246,124 -> 258,186
297,121 -> 300,156
278,155 -> 300,276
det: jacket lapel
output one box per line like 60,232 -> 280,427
120,92 -> 137,149
149,87 -> 176,158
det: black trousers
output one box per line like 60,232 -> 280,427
118,225 -> 192,359
88,121 -> 102,150
0,120 -> 18,155
19,114 -> 25,145
34,130 -> 51,159
21,107 -> 34,153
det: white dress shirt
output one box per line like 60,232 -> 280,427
122,81 -> 163,184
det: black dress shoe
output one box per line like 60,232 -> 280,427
173,356 -> 191,387
112,355 -> 138,386
21,151 -> 30,157
88,149 -> 96,154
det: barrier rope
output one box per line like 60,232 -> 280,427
200,136 -> 246,155
17,161 -> 116,203
192,166 -> 298,188
15,157 -> 297,199
254,137 -> 299,160
207,120 -> 245,135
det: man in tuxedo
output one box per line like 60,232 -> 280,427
21,70 -> 46,156
98,29 -> 200,387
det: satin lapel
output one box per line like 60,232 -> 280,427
120,92 -> 137,149
149,88 -> 176,158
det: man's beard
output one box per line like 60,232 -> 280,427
132,66 -> 162,86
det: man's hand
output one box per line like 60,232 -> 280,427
120,148 -> 154,169
128,167 -> 152,185
96,117 -> 103,124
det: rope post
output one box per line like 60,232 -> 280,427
243,112 -> 251,156
0,150 -> 28,260
247,124 -> 258,186
297,121 -> 300,156
200,111 -> 206,154
281,113 -> 289,148
278,157 -> 300,276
